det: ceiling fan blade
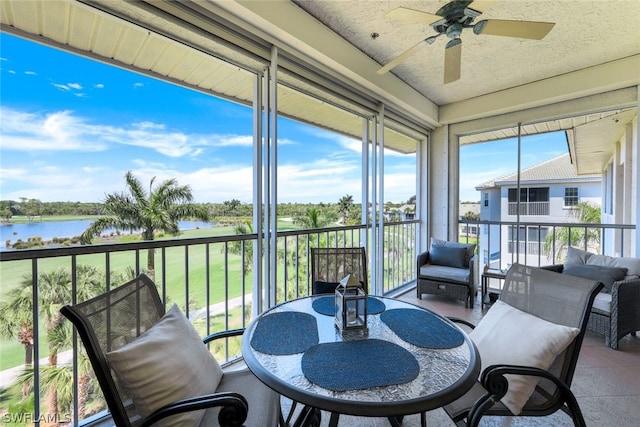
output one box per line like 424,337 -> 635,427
385,6 -> 442,25
377,39 -> 429,75
467,0 -> 501,14
476,19 -> 555,40
444,39 -> 462,84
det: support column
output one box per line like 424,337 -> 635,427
252,70 -> 264,316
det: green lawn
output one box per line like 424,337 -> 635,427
0,224 -> 255,370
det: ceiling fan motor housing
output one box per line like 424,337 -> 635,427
432,0 -> 482,39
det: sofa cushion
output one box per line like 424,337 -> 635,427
419,264 -> 471,284
562,263 -> 627,293
430,237 -> 476,268
469,300 -> 580,415
592,292 -> 612,314
429,245 -> 468,269
566,246 -> 640,280
565,246 -> 592,265
106,304 -> 222,426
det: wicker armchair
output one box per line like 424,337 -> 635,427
416,238 -> 477,308
541,264 -> 640,350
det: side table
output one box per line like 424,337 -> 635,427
481,268 -> 506,309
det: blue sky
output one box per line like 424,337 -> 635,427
459,132 -> 568,202
0,33 -> 566,205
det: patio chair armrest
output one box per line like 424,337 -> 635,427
417,251 -> 430,268
611,278 -> 640,319
203,328 -> 245,344
469,254 -> 477,285
466,364 -> 586,427
141,391 -> 248,427
539,264 -> 564,273
447,316 -> 476,329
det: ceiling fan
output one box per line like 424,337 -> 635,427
377,0 -> 555,84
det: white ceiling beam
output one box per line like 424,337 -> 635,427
440,55 -> 640,125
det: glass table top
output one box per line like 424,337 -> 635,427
241,295 -> 479,417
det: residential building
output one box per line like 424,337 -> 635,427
476,153 -> 602,269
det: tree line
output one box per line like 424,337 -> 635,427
1,197 -> 414,223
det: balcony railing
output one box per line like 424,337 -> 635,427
507,201 -> 550,215
4,217 -> 632,426
459,219 -> 636,270
0,220 -> 417,426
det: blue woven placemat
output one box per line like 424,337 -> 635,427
250,311 -> 319,355
380,308 -> 464,349
311,296 -> 386,316
301,339 -> 419,391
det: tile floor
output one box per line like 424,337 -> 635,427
282,291 -> 640,427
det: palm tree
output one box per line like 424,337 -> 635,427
229,220 -> 254,275
0,286 -> 34,370
80,171 -> 210,276
337,194 -> 353,223
544,202 -> 601,262
1,266 -> 105,416
294,207 -> 334,229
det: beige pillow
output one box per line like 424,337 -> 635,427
106,304 -> 223,426
469,300 -> 579,415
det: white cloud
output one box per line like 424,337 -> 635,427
0,108 -> 106,151
0,107 -> 255,158
214,135 -> 253,147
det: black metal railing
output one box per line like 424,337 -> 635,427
0,220 -> 417,426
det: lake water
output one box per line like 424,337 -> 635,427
0,220 -> 215,251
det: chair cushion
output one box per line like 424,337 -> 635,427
592,292 -> 612,314
106,304 -> 223,426
562,263 -> 627,292
469,300 -> 580,415
201,366 -> 280,427
566,246 -> 640,280
429,245 -> 468,269
431,237 -> 476,268
419,264 -> 471,284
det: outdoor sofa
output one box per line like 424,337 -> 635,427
542,246 -> 640,350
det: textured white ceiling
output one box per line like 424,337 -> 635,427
292,0 -> 640,106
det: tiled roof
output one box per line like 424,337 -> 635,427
475,153 -> 601,190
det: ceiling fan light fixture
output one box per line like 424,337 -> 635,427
426,35 -> 439,45
446,38 -> 462,49
473,20 -> 488,35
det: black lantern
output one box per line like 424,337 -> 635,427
335,274 -> 367,332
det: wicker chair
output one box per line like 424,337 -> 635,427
60,274 -> 280,427
444,264 -> 602,427
416,238 -> 477,308
310,247 -> 368,294
541,263 -> 640,350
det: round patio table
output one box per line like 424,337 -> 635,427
242,295 -> 479,426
